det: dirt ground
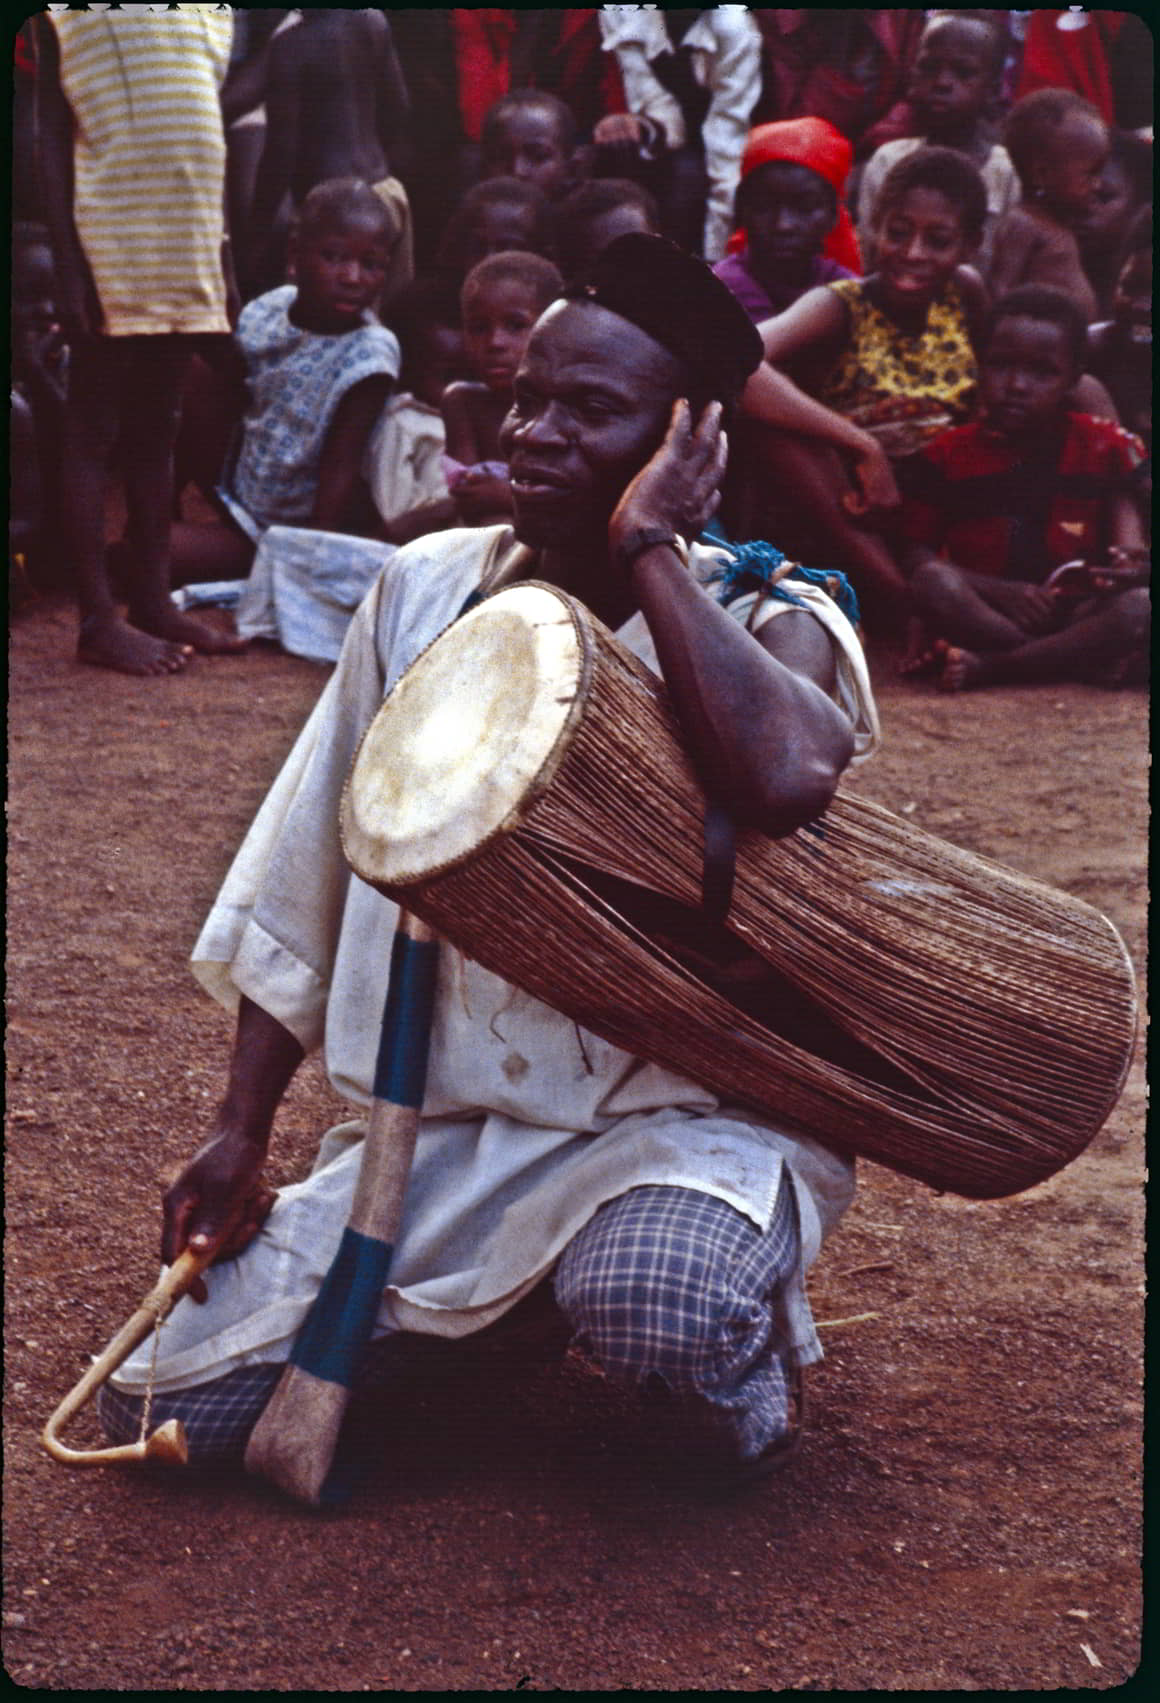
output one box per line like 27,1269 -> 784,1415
5,591 -> 1146,1692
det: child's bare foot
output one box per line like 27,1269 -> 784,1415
77,612 -> 194,677
135,605 -> 248,655
899,635 -> 950,678
892,633 -> 947,677
938,644 -> 989,692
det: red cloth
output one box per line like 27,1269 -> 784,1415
900,413 -> 1146,582
453,10 -> 519,142
754,9 -> 925,155
727,118 -> 862,274
14,22 -> 36,78
452,11 -> 625,147
1016,11 -> 1125,126
545,9 -> 625,130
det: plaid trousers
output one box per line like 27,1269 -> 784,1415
99,1178 -> 800,1471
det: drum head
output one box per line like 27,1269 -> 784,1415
342,583 -> 589,888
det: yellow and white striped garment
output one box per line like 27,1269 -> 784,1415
52,6 -> 233,336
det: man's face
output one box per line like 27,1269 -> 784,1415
499,300 -> 682,550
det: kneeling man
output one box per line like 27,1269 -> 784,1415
102,236 -> 879,1489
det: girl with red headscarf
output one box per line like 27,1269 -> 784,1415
714,117 -> 862,322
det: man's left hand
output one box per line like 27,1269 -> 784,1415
608,400 -> 727,564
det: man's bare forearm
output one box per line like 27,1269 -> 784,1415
630,546 -> 855,836
216,996 -> 305,1151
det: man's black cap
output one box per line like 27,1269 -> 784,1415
562,232 -> 764,405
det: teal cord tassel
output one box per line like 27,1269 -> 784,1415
700,518 -> 861,629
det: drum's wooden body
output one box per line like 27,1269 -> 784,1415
341,584 -> 1137,1198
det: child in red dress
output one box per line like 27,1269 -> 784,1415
900,285 -> 1148,690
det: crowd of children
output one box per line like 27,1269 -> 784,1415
11,7 -> 1151,692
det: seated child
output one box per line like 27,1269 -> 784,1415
856,10 -> 1019,277
989,88 -> 1110,322
714,117 -> 861,324
549,178 -> 660,282
363,276 -> 467,546
168,179 -> 401,589
440,250 -> 564,527
899,285 -> 1149,691
732,147 -> 988,627
435,178 -> 554,285
1077,130 -> 1152,320
1087,208 -> 1151,468
480,89 -> 580,201
200,278 -> 467,667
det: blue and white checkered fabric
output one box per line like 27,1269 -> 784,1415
555,1180 -> 799,1466
218,284 -> 399,537
99,1182 -> 800,1470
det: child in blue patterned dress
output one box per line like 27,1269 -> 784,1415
169,179 -> 401,587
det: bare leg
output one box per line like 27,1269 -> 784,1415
173,350 -> 242,508
118,340 -> 246,655
909,558 -> 1026,653
168,519 -> 255,588
62,336 -> 194,676
942,589 -> 1150,691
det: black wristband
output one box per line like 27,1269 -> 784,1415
614,527 -> 681,573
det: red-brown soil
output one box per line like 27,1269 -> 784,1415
6,594 -> 1145,1691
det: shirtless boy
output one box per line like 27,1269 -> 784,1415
246,10 -> 410,294
441,251 -> 563,526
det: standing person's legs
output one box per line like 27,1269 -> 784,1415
117,337 -> 246,656
62,336 -> 184,674
553,1179 -> 804,1479
65,337 -> 242,674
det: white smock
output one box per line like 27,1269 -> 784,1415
115,528 -> 878,1396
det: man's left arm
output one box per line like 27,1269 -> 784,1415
611,401 -> 857,838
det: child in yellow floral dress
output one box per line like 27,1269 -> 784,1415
734,146 -> 987,629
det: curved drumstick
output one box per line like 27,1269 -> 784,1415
41,1237 -> 226,1467
244,911 -> 438,1506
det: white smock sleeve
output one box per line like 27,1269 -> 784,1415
598,6 -> 686,147
693,8 -> 762,262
